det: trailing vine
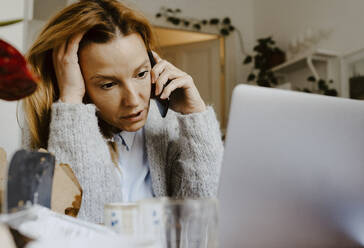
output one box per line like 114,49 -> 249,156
155,7 -> 235,36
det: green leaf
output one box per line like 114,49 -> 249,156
318,79 -> 328,91
307,76 -> 316,82
303,88 -> 312,93
243,55 -> 252,64
247,73 -> 256,82
324,89 -> 338,96
220,28 -> 229,36
0,18 -> 23,27
167,17 -> 180,25
257,80 -> 271,87
223,17 -> 231,25
193,23 -> 201,30
209,18 -> 219,25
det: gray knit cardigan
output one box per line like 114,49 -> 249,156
21,101 -> 223,223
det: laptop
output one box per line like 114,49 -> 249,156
218,84 -> 364,248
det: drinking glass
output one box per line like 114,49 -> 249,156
139,198 -> 218,248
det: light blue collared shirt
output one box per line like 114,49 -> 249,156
113,128 -> 154,202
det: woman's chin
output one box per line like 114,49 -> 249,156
118,119 -> 146,132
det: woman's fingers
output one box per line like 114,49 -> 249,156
65,32 -> 85,59
150,51 -> 171,83
53,32 -> 84,65
51,32 -> 86,104
151,51 -> 162,63
155,69 -> 183,96
152,57 -> 186,96
160,75 -> 192,99
52,41 -> 66,63
155,71 -> 169,96
150,52 -> 205,113
151,59 -> 167,83
150,51 -> 196,102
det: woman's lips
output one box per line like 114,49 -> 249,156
121,110 -> 144,122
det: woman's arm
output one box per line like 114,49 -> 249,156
47,102 -> 110,175
148,52 -> 223,198
21,101 -> 122,223
48,102 -> 122,223
169,106 -> 224,198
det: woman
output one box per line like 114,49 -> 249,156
22,0 -> 223,224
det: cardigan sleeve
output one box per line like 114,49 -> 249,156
46,102 -> 111,177
21,102 -> 122,223
169,106 -> 224,198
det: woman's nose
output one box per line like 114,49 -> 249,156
121,83 -> 139,107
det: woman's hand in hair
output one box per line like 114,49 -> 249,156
151,52 -> 206,114
53,33 -> 85,104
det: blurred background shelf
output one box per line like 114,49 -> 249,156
272,49 -> 340,73
271,49 -> 341,95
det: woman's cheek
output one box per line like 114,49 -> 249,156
91,88 -> 118,108
142,77 -> 152,98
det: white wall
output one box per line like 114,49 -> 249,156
0,0 -> 25,158
254,0 -> 364,55
252,0 -> 364,96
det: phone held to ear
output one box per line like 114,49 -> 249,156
148,50 -> 169,118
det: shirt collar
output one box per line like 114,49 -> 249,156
118,130 -> 136,151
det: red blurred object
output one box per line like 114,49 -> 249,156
0,39 -> 37,101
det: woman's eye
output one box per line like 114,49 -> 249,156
101,82 -> 117,89
137,71 -> 148,79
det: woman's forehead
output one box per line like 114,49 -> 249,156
79,33 -> 148,74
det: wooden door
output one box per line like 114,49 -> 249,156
160,39 -> 222,125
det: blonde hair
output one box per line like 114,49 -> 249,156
23,0 -> 155,153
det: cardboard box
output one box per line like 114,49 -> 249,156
0,148 -> 82,217
51,163 -> 82,217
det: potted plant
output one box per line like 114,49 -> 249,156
300,76 -> 338,96
243,36 -> 285,87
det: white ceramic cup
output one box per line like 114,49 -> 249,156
104,202 -> 139,237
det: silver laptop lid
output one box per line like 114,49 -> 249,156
219,85 -> 364,248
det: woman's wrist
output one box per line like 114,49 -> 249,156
181,94 -> 206,114
59,94 -> 83,104
182,103 -> 206,114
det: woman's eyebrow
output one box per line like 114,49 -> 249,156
89,74 -> 119,82
89,59 -> 150,82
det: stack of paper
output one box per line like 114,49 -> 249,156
0,205 -> 157,247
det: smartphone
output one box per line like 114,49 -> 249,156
148,50 -> 169,118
